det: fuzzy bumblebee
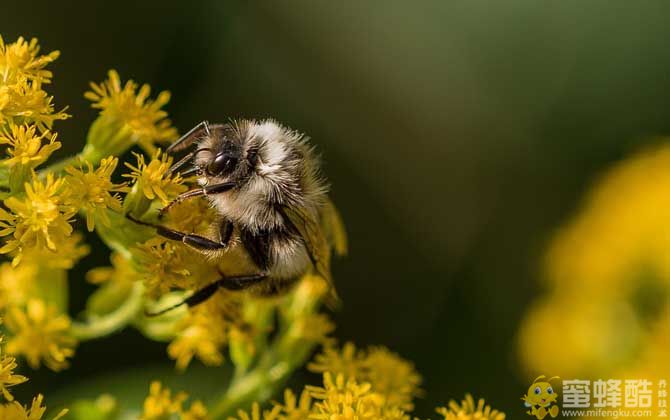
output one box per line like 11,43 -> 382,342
129,120 -> 346,313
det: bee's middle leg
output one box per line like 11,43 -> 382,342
128,215 -> 234,251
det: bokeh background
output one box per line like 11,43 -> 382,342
3,1 -> 670,417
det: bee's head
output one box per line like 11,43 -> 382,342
194,119 -> 299,184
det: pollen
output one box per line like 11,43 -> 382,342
4,299 -> 76,371
85,70 -> 178,154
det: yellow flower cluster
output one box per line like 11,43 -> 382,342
517,144 -> 670,379
124,150 -> 185,205
0,36 -> 69,131
64,156 -> 127,231
140,381 -> 207,420
435,394 -> 506,420
0,318 -> 67,419
85,70 -> 178,155
308,342 -> 422,411
221,329 -> 506,419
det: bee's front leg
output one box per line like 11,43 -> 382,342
159,181 -> 236,216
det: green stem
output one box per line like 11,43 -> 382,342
70,282 -> 144,341
208,329 -> 319,419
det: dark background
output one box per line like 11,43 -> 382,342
3,1 -> 670,416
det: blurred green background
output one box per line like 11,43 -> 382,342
3,0 -> 670,416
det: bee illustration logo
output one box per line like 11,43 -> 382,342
522,375 -> 560,420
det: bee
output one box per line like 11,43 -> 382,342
128,120 -> 346,314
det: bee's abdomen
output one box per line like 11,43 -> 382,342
239,227 -> 310,280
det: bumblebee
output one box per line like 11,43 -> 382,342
129,120 -> 346,313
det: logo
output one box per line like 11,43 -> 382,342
522,376 -> 667,418
523,375 -> 560,419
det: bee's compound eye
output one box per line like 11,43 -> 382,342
534,387 -> 541,395
547,387 -> 553,395
207,153 -> 238,176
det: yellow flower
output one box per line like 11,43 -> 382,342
18,232 -> 89,270
308,342 -> 421,411
124,150 -> 185,205
289,313 -> 334,344
0,262 -> 37,311
86,252 -> 134,285
0,174 -> 75,261
361,346 -> 422,411
168,296 -> 241,370
0,36 -> 60,84
140,381 -> 207,420
229,402 -> 281,420
0,341 -> 28,401
272,389 -> 313,420
64,156 -> 126,231
0,77 -> 69,133
5,299 -> 76,371
0,394 -> 68,420
85,70 -> 178,154
435,394 -> 505,420
0,124 -> 60,169
518,144 -> 670,378
308,342 -> 363,381
135,238 -> 192,298
0,36 -> 68,131
306,373 -> 384,420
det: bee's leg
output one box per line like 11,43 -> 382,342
127,214 -> 234,251
159,181 -> 236,216
145,273 -> 267,316
166,120 -> 211,154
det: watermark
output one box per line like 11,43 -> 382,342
523,376 -> 667,419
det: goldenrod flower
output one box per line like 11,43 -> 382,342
18,232 -> 89,270
272,389 -> 313,420
0,174 -> 75,261
135,238 -> 192,298
229,402 -> 281,420
64,156 -> 126,231
308,342 -> 362,380
124,150 -> 185,205
0,394 -> 68,420
0,36 -> 59,84
307,373 -> 383,420
140,381 -> 207,420
0,262 -> 37,310
0,37 -> 68,131
362,346 -> 421,411
85,70 -> 178,154
289,313 -> 334,344
86,252 -> 134,285
5,299 -> 76,371
0,341 -> 28,401
435,394 -> 505,420
0,124 -> 60,169
168,297 -> 240,370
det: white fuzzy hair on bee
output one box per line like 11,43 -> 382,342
128,119 -> 346,315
